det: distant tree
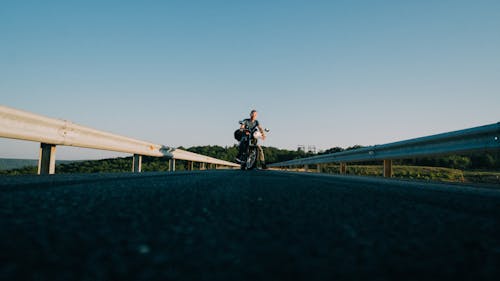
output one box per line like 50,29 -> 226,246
345,145 -> 364,151
470,153 -> 495,169
320,147 -> 344,155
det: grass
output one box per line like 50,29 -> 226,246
285,164 -> 499,185
317,164 -> 465,182
463,170 -> 500,185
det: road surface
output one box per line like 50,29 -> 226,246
1,170 -> 499,280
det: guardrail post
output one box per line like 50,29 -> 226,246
340,163 -> 347,175
383,160 -> 393,178
200,163 -> 206,170
187,161 -> 193,171
38,143 -> 56,175
304,164 -> 309,172
316,164 -> 322,173
169,159 -> 176,172
132,154 -> 142,173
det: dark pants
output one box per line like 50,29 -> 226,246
239,138 -> 265,162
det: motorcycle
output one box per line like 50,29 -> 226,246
238,121 -> 269,170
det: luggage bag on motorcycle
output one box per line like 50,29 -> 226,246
234,129 -> 243,141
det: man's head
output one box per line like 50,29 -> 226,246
250,109 -> 258,120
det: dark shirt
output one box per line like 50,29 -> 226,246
242,118 -> 260,131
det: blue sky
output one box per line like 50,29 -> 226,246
1,0 -> 499,160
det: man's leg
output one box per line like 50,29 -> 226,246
257,145 -> 266,169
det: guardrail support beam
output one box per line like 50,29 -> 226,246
132,154 -> 142,173
384,160 -> 393,178
340,163 -> 347,175
169,159 -> 176,172
38,143 -> 56,175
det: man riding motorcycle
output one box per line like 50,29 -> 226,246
236,109 -> 267,169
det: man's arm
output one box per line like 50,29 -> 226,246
258,125 -> 266,140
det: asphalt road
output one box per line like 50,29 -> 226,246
1,170 -> 500,280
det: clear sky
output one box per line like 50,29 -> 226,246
1,0 -> 499,160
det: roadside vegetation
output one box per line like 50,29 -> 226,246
316,164 -> 495,184
1,145 -> 498,185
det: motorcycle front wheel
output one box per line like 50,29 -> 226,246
245,148 -> 257,170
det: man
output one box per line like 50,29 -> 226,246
236,109 -> 267,169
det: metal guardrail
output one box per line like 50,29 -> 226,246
0,105 -> 238,174
269,122 -> 500,177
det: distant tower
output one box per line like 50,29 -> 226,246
307,145 -> 316,154
297,145 -> 305,152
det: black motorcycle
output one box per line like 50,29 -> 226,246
237,121 -> 269,170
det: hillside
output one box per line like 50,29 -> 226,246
0,158 -> 78,171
